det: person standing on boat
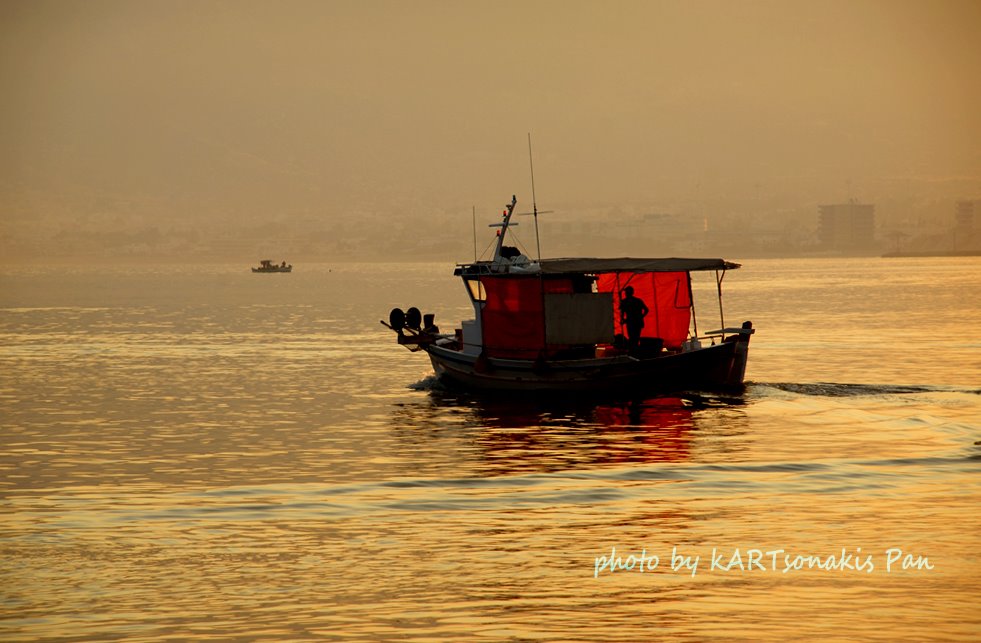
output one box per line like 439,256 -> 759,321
620,286 -> 649,350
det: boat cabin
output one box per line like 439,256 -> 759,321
453,256 -> 740,361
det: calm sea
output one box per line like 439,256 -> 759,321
1,258 -> 979,641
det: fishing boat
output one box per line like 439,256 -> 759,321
382,195 -> 753,393
252,259 -> 292,273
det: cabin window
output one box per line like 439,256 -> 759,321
465,278 -> 486,302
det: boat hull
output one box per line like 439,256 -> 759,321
251,267 -> 292,273
426,338 -> 750,393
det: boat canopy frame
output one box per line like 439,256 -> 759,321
455,257 -> 739,277
452,257 -> 742,357
537,257 -> 740,274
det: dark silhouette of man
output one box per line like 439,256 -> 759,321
620,286 -> 649,350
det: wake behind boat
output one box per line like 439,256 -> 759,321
382,195 -> 753,393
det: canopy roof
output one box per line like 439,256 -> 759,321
537,257 -> 740,274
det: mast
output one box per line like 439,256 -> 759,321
491,195 -> 518,262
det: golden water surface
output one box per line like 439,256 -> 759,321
1,258 -> 979,640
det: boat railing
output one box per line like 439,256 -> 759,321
696,323 -> 755,345
704,326 -> 755,338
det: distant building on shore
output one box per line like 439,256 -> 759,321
954,200 -> 976,251
955,200 -> 974,228
818,200 -> 875,252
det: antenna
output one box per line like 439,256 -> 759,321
527,133 -> 541,261
472,205 -> 477,262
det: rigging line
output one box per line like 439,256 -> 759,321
506,227 -> 533,259
477,234 -> 497,261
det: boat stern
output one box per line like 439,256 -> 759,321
723,321 -> 754,387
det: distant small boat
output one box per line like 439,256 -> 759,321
252,259 -> 292,273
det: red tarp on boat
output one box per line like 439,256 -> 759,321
481,276 -> 547,359
597,272 -> 691,349
480,272 -> 692,357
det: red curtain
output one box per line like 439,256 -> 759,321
481,277 -> 546,358
597,272 -> 691,349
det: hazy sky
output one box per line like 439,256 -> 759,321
1,0 -> 979,242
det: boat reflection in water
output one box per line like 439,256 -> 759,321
390,387 -> 750,476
